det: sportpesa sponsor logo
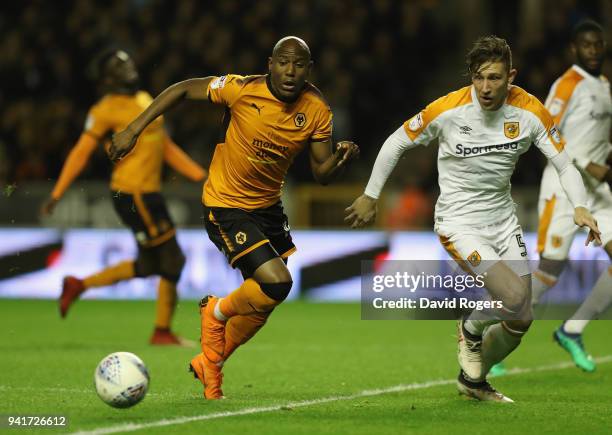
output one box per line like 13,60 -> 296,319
455,141 -> 520,156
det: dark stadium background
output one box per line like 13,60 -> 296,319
1,5 -> 611,432
1,0 -> 610,231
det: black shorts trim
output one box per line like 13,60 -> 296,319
233,242 -> 280,277
230,239 -> 270,266
203,202 -> 295,276
280,246 -> 297,259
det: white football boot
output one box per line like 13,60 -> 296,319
457,318 -> 483,381
457,370 -> 514,403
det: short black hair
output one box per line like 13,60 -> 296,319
466,35 -> 512,75
87,47 -> 120,82
571,19 -> 604,43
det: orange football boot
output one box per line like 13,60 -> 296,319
199,295 -> 226,362
59,276 -> 85,318
189,352 -> 224,399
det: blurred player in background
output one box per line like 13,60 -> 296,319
41,49 -> 207,345
110,36 -> 360,399
530,19 -> 612,372
346,36 -> 600,402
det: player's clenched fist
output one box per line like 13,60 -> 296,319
109,127 -> 138,162
335,141 -> 360,167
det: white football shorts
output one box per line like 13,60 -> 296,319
435,213 -> 531,277
537,183 -> 612,260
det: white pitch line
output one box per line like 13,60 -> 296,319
72,355 -> 612,435
0,386 -> 181,398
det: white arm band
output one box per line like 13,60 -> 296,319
364,126 -> 417,199
550,150 -> 588,208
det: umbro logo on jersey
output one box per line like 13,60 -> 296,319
459,125 -> 472,135
250,103 -> 264,115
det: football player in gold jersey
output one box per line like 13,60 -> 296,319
111,37 -> 360,399
42,49 -> 207,346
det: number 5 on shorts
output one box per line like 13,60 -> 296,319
515,234 -> 527,257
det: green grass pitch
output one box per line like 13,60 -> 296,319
1,299 -> 611,434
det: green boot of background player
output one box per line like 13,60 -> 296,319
489,361 -> 507,376
553,327 -> 596,372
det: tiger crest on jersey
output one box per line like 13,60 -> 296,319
504,122 -> 520,139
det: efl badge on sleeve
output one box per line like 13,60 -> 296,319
504,122 -> 520,139
548,98 -> 564,116
408,112 -> 423,131
210,75 -> 227,89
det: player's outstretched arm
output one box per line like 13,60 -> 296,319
41,133 -> 98,216
345,126 -> 416,228
549,150 -> 602,245
109,77 -> 214,162
163,133 -> 207,182
309,139 -> 359,185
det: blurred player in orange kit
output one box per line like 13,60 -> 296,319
41,49 -> 207,346
110,36 -> 360,399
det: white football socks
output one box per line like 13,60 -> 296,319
464,304 -> 519,337
482,322 -> 524,377
564,267 -> 612,333
213,298 -> 229,322
562,319 -> 589,334
464,317 -> 497,337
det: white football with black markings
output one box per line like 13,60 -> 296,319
94,352 -> 149,408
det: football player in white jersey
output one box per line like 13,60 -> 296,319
530,19 -> 612,372
346,35 -> 601,402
